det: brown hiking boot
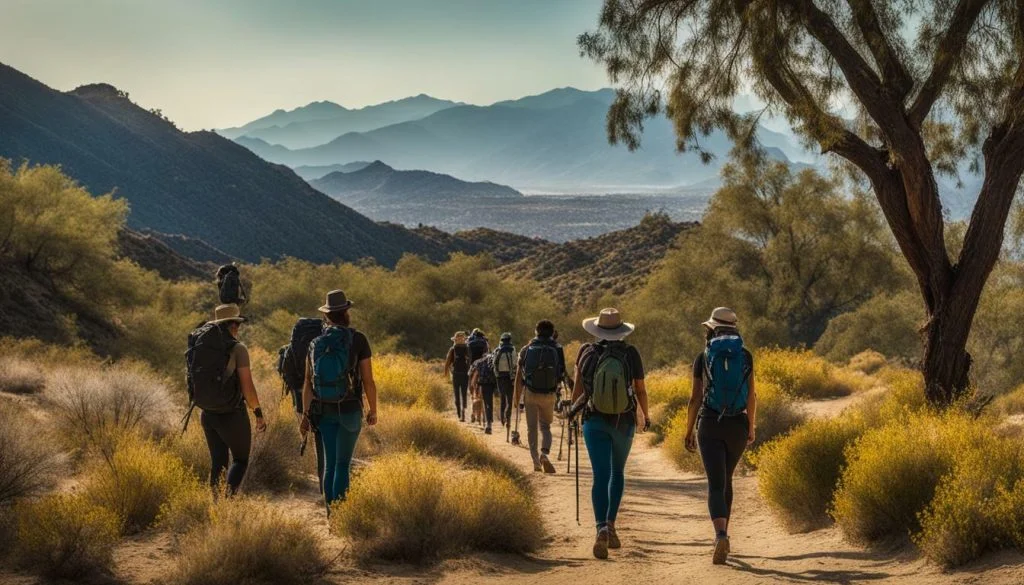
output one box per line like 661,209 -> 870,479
593,528 -> 610,560
540,454 -> 556,474
712,536 -> 730,565
607,525 -> 621,549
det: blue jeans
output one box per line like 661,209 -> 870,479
583,415 -> 635,528
316,409 -> 363,506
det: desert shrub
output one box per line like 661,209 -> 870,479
117,278 -> 209,376
756,348 -> 855,399
245,394 -> 314,493
373,354 -> 449,411
644,367 -> 692,444
0,402 -> 61,506
832,412 -> 986,544
815,292 -> 924,363
994,384 -> 1024,417
358,408 -> 521,480
0,336 -> 98,367
847,350 -> 888,375
13,493 -> 120,580
171,497 -> 328,585
83,438 -> 204,534
917,436 -> 1024,567
755,414 -> 866,532
662,408 -> 705,474
46,361 -> 175,452
857,366 -> 929,425
331,452 -> 542,562
169,421 -> 213,482
0,357 -> 44,394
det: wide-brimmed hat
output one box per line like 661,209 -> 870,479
451,331 -> 467,343
210,303 -> 247,324
702,307 -> 739,330
318,289 -> 354,313
471,328 -> 486,338
582,308 -> 635,340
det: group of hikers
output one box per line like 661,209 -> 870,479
184,266 -> 757,565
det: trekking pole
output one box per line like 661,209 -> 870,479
573,418 -> 580,525
557,413 -> 565,461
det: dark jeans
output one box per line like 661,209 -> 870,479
200,408 -> 251,494
497,376 -> 513,424
480,384 -> 496,425
452,372 -> 469,417
697,413 -> 749,519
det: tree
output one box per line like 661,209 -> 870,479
581,0 -> 1024,405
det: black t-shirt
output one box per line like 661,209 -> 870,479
577,340 -> 645,381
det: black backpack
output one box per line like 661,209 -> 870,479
523,338 -> 561,393
468,335 -> 489,361
474,355 -> 497,386
452,344 -> 471,374
185,323 -> 242,412
216,264 -> 247,306
278,318 -> 324,392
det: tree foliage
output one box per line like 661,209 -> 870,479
582,0 -> 1024,404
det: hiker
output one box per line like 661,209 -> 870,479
570,308 -> 650,560
513,320 -> 566,473
468,328 -> 489,362
299,290 -> 378,509
277,318 -> 326,492
682,307 -> 757,565
494,332 -> 516,427
186,304 -> 267,495
469,352 -> 498,434
444,331 -> 472,422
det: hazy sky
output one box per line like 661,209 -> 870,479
1,0 -> 609,130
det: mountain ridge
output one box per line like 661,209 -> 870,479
311,160 -> 522,205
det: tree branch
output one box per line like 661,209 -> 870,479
846,0 -> 913,98
908,0 -> 991,128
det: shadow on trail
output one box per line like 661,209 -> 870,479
729,557 -> 891,583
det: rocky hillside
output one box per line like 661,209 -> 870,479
312,161 -> 522,205
498,214 -> 697,309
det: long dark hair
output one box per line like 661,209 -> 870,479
705,326 -> 739,343
325,309 -> 351,327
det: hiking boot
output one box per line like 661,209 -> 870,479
460,413 -> 466,422
540,454 -> 556,474
485,425 -> 492,435
593,527 -> 610,560
607,525 -> 621,549
712,536 -> 730,565
533,461 -> 543,472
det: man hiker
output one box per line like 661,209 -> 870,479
570,307 -> 650,560
683,307 -> 757,565
513,320 -> 565,473
469,352 -> 498,434
494,332 -> 516,428
186,304 -> 267,495
468,328 -> 489,362
299,290 -> 379,511
444,331 -> 472,421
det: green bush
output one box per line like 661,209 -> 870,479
756,348 -> 855,399
644,367 -> 692,444
0,401 -> 61,506
815,292 -> 923,363
13,494 -> 121,580
832,412 -> 985,544
331,452 -> 542,562
171,497 -> 328,585
847,350 -> 888,375
83,438 -> 205,534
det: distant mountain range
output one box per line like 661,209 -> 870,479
219,94 -> 463,149
0,63 -> 480,265
311,161 -> 522,206
230,87 -> 810,191
294,161 -> 372,181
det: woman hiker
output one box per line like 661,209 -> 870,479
569,308 -> 650,560
683,307 -> 757,565
196,304 -> 267,495
444,331 -> 472,421
300,290 -> 378,511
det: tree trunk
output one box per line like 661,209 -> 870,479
922,302 -> 973,406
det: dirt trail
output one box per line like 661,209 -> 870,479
338,410 -> 1024,585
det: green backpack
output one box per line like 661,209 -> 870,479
585,342 -> 633,415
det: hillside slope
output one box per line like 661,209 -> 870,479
311,161 -> 522,204
498,214 -> 696,308
0,64 -> 455,266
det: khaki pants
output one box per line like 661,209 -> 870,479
524,390 -> 556,464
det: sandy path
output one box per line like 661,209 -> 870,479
334,411 -> 1024,585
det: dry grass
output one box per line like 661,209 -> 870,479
0,357 -> 45,394
46,361 -> 175,453
331,452 -> 542,563
994,384 -> 1024,417
13,493 -> 121,580
373,354 -> 450,411
0,401 -> 61,506
847,350 -> 888,375
170,497 -> 329,585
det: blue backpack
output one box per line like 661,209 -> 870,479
310,327 -> 355,402
702,334 -> 751,418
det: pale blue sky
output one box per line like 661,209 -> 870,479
1,0 -> 609,130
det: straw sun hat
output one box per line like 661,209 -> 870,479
582,308 -> 635,341
702,307 -> 739,330
210,303 -> 247,324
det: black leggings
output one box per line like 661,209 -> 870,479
481,384 -> 496,424
697,414 -> 748,519
453,373 -> 469,417
497,376 -> 513,423
201,408 -> 252,494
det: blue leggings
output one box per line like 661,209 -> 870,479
316,409 -> 363,506
583,415 -> 636,528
